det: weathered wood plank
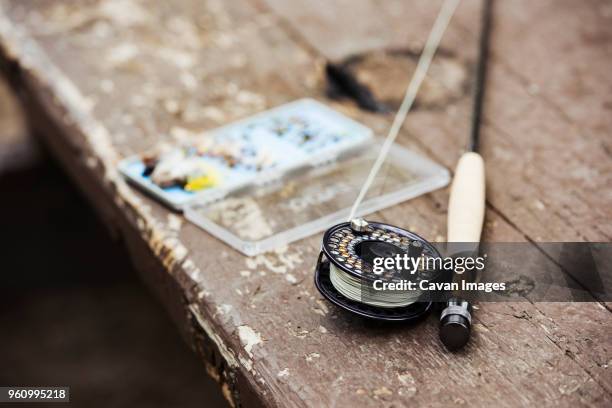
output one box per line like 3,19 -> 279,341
0,0 -> 610,407
259,1 -> 612,398
262,0 -> 612,243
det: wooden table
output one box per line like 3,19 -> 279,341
1,0 -> 610,406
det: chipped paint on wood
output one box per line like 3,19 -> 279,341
237,325 -> 262,358
189,304 -> 239,369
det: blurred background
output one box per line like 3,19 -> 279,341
0,78 -> 226,407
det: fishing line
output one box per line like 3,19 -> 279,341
347,0 -> 460,222
330,263 -> 421,308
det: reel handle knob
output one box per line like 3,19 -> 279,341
439,298 -> 472,351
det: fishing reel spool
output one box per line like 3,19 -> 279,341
314,219 -> 442,321
314,219 -> 473,350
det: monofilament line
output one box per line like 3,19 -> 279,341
347,0 -> 460,221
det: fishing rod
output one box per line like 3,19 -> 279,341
440,0 -> 491,350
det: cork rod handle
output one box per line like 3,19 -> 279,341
447,152 -> 486,243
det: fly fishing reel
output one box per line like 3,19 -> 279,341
314,219 -> 446,322
314,219 -> 473,350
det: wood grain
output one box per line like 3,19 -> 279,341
0,0 -> 610,406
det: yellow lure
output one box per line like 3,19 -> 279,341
184,170 -> 219,192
